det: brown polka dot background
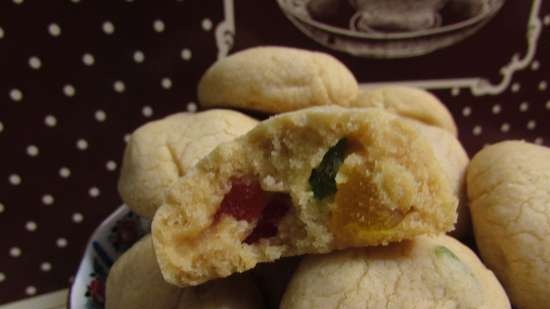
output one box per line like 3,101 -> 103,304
0,0 -> 548,305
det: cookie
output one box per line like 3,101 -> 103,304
280,235 -> 510,309
407,120 -> 470,239
118,110 -> 258,219
106,235 -> 264,309
152,106 -> 457,286
467,141 -> 550,309
198,47 -> 359,113
351,86 -> 458,136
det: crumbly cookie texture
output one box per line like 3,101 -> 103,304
406,119 -> 470,239
351,86 -> 458,136
118,110 -> 258,219
467,141 -> 550,309
281,235 -> 510,309
152,106 -> 457,287
106,235 -> 264,309
198,46 -> 359,113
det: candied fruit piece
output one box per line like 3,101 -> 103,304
245,193 -> 292,244
215,178 -> 269,223
309,138 -> 348,200
331,160 -> 407,244
215,178 -> 291,244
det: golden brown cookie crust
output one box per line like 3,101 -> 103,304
198,46 -> 359,113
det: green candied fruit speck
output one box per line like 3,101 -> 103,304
309,138 -> 347,200
434,246 -> 459,260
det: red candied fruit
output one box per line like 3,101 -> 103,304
215,178 -> 292,244
244,193 -> 292,244
215,178 -> 269,223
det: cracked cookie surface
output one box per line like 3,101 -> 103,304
106,235 -> 264,309
468,141 -> 550,309
198,46 -> 359,113
118,110 -> 258,219
280,235 -> 510,309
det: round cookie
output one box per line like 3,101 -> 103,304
118,109 -> 258,219
351,86 -> 458,136
280,235 -> 510,309
106,235 -> 264,309
467,141 -> 550,309
407,120 -> 470,239
198,46 -> 359,113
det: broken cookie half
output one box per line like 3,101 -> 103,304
152,106 -> 458,287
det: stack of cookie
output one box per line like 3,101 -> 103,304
106,47 -> 549,309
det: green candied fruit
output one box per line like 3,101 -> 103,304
309,138 -> 347,200
434,246 -> 459,260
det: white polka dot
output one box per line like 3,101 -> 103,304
95,110 -> 106,122
472,125 -> 482,136
539,81 -> 547,91
133,50 -> 145,63
9,247 -> 21,257
511,83 -> 520,93
82,53 -> 95,66
142,106 -> 153,117
531,60 -> 540,71
8,174 -> 21,186
13,0 -> 24,4
102,21 -> 115,34
106,160 -> 117,171
25,286 -> 36,296
48,23 -> 61,37
451,88 -> 460,96
28,56 -> 42,70
56,238 -> 68,248
544,15 -> 550,26
26,145 -> 39,157
59,167 -> 71,178
25,221 -> 37,232
0,202 -> 4,214
89,187 -> 100,197
181,48 -> 192,60
492,104 -> 501,114
187,102 -> 197,112
40,262 -> 52,272
461,106 -> 471,117
113,80 -> 125,93
124,134 -> 131,143
202,18 -> 213,31
153,19 -> 165,32
72,213 -> 83,223
0,273 -> 5,282
9,89 -> 23,102
42,194 -> 54,205
546,100 -> 550,110
535,137 -> 544,145
63,84 -> 76,97
0,122 -> 3,133
500,123 -> 510,132
161,77 -> 172,89
70,0 -> 80,2
76,139 -> 88,150
44,114 -> 57,127
519,101 -> 529,112
527,120 -> 536,130
0,27 -> 4,39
